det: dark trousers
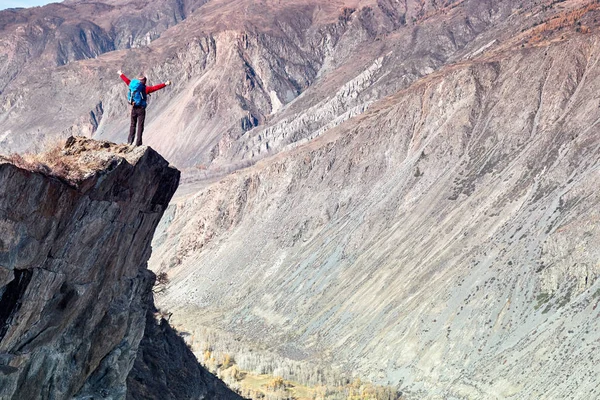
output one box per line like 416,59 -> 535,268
128,106 -> 146,146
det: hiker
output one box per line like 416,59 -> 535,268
118,70 -> 172,146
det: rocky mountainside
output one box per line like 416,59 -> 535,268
0,137 -> 241,399
152,30 -> 600,398
1,0 -> 515,168
3,0 -> 600,399
0,0 -> 208,87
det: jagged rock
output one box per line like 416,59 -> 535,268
0,137 -> 239,400
127,309 -> 244,400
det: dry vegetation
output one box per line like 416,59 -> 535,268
522,0 -> 599,44
176,327 -> 403,400
153,272 -> 171,294
416,0 -> 467,22
202,348 -> 402,400
1,136 -> 132,185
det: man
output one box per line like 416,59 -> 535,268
118,70 -> 172,146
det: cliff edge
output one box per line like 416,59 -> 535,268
0,137 -> 241,399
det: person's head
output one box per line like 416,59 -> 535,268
138,74 -> 147,84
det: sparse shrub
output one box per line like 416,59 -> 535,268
155,308 -> 172,321
3,136 -> 132,184
535,291 -> 551,310
222,353 -> 235,369
153,272 -> 170,294
522,2 -> 600,44
266,376 -> 286,391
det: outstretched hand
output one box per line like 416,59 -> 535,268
165,80 -> 172,86
117,70 -> 123,75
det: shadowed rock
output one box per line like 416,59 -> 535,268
0,137 -> 240,399
127,308 -> 245,400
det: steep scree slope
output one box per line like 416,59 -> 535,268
152,33 -> 600,399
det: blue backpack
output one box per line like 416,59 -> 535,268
128,79 -> 147,108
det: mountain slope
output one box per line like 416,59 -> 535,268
0,0 -> 209,89
151,15 -> 600,400
1,0 -> 515,168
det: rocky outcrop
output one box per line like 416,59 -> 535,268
127,308 -> 244,400
0,137 -> 239,399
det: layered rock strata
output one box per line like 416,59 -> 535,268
0,137 -> 240,399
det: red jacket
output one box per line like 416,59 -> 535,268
120,74 -> 166,94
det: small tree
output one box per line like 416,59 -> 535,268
267,376 -> 286,391
222,353 -> 235,369
153,272 -> 170,294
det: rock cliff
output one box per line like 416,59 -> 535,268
0,137 -> 241,399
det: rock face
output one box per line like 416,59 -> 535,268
127,307 -> 244,400
0,137 -> 241,399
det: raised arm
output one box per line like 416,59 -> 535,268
118,70 -> 130,85
146,80 -> 172,94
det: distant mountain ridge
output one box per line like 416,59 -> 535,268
0,0 -> 500,167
